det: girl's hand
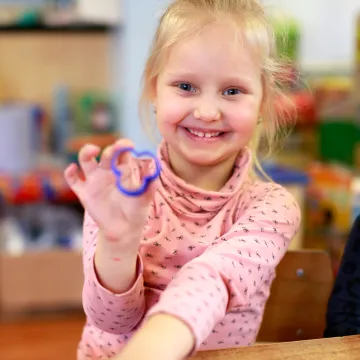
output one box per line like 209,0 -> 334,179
64,139 -> 157,249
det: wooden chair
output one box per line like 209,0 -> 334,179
256,250 -> 334,342
193,251 -> 335,359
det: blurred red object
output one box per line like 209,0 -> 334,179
0,170 -> 77,205
276,91 -> 317,126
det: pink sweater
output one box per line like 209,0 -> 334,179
78,143 -> 301,360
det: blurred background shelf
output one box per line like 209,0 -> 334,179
0,23 -> 116,32
0,28 -> 113,110
0,1 -> 118,318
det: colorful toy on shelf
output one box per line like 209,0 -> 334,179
312,77 -> 353,119
0,170 -> 77,204
73,91 -> 117,135
306,162 -> 360,268
111,147 -> 161,197
66,91 -> 119,163
305,162 -> 360,275
311,77 -> 359,167
306,162 -> 360,234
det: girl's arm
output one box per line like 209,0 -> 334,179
140,183 -> 301,356
114,314 -> 195,360
94,230 -> 139,294
82,212 -> 146,334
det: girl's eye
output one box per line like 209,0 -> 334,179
223,88 -> 242,96
177,83 -> 195,92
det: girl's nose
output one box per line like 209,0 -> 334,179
194,103 -> 221,122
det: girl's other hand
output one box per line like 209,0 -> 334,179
64,139 -> 158,249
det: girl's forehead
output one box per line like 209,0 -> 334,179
162,25 -> 262,79
174,23 -> 241,50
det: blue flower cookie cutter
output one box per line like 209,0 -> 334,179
111,147 -> 161,197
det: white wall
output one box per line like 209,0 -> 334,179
265,0 -> 360,69
115,0 -> 170,149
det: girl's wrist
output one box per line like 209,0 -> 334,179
99,229 -> 141,255
94,232 -> 140,294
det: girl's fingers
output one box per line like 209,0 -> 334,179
64,163 -> 84,195
99,144 -> 118,170
113,139 -> 135,166
78,144 -> 101,176
99,139 -> 135,170
114,138 -> 135,151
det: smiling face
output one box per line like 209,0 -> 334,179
152,23 -> 263,176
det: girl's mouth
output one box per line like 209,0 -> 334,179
185,127 -> 225,139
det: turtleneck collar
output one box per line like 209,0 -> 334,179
157,141 -> 252,217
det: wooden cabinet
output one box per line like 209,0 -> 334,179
0,250 -> 83,315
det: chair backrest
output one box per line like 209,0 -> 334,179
256,250 -> 334,342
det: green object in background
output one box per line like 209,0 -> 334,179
318,120 -> 360,166
15,10 -> 42,27
67,151 -> 101,165
73,92 -> 117,135
271,14 -> 300,61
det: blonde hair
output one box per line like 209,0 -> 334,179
139,0 -> 294,179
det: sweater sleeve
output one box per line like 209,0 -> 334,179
146,183 -> 301,350
82,211 -> 146,334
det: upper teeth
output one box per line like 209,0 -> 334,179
188,129 -> 220,138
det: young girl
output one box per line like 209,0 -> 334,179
65,0 -> 301,359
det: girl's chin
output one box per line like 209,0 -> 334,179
180,148 -> 236,167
